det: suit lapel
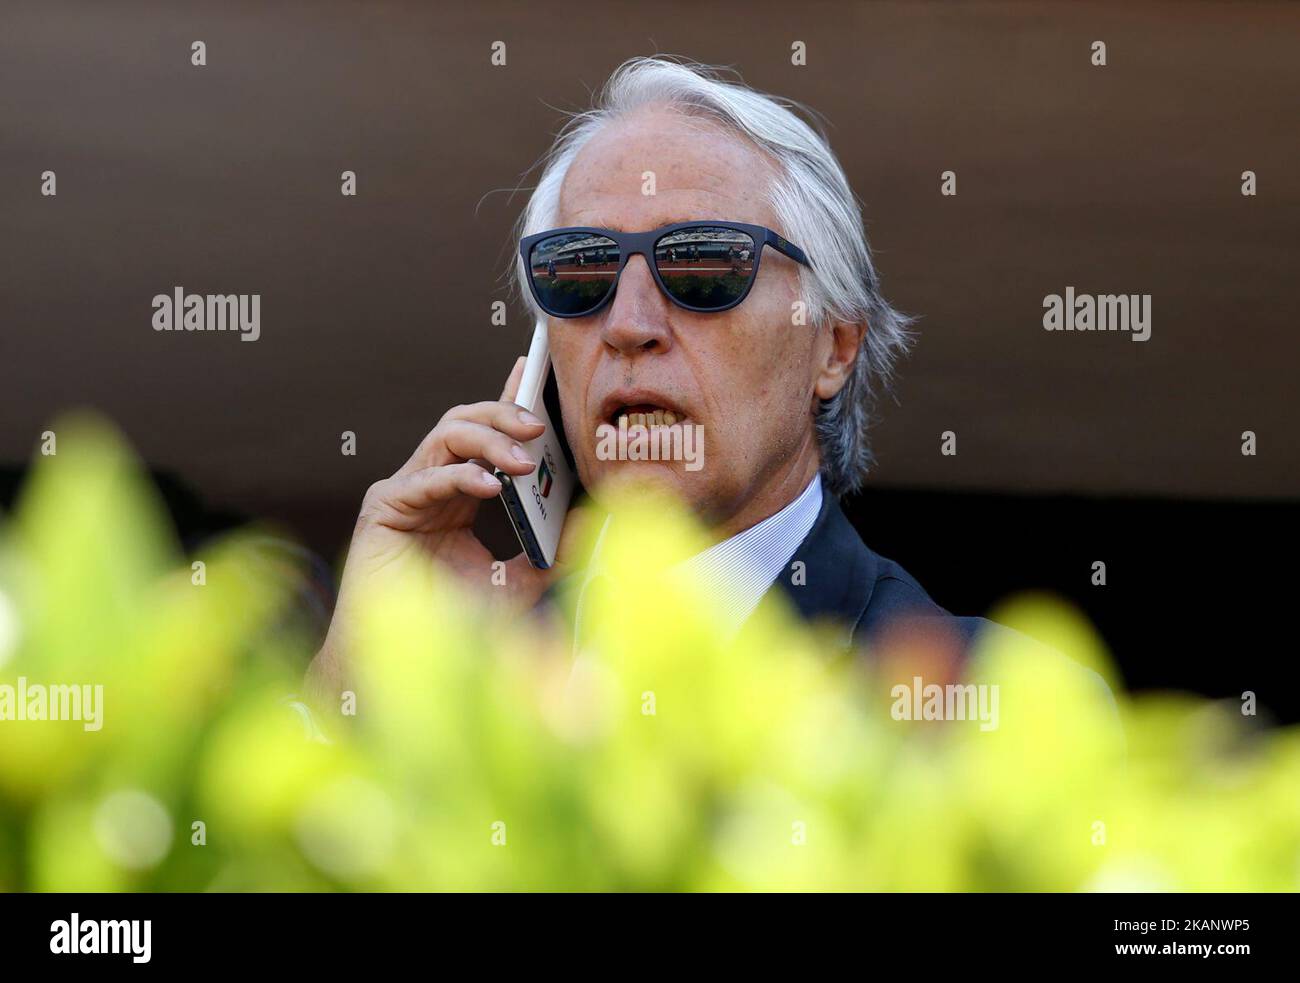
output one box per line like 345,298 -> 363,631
768,482 -> 877,647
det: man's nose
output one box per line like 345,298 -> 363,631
599,254 -> 673,355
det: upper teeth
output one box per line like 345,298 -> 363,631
619,409 -> 679,426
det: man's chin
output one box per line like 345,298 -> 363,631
585,461 -> 697,505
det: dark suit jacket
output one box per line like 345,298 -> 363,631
767,479 -> 991,653
765,481 -> 1121,740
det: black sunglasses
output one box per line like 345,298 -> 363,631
520,221 -> 811,318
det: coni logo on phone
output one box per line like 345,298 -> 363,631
529,446 -> 558,520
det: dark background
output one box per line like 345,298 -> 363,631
1,2 -> 1296,715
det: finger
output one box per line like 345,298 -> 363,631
501,355 -> 527,402
439,419 -> 537,475
442,399 -> 545,440
383,462 -> 504,517
400,399 -> 543,476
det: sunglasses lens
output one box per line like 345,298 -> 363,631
528,232 -> 620,316
654,226 -> 757,310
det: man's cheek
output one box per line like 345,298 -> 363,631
699,414 -> 741,475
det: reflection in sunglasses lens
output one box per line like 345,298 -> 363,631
529,233 -> 620,316
654,226 -> 756,309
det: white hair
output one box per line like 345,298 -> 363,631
512,56 -> 915,497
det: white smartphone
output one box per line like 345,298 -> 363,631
495,321 -> 578,569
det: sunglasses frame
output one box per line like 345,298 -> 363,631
520,221 -> 812,318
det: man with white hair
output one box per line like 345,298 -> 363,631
308,56 -> 991,697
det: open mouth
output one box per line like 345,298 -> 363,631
607,403 -> 687,428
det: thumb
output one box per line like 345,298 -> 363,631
501,355 -> 527,403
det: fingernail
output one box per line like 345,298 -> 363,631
511,445 -> 536,467
518,409 -> 543,426
481,470 -> 502,489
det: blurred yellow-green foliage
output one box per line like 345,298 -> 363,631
1,415 -> 1297,891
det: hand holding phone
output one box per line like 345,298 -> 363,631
306,346 -> 564,704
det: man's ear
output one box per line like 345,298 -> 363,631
814,319 -> 866,400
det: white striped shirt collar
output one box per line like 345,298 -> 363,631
677,474 -> 823,634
